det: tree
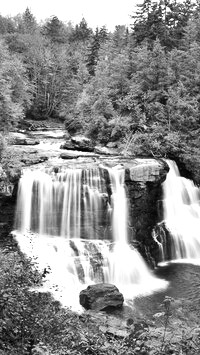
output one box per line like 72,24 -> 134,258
0,40 -> 31,131
87,26 -> 109,76
21,8 -> 37,34
70,18 -> 93,42
124,40 -> 171,129
42,16 -> 67,43
131,0 -> 196,50
112,25 -> 129,51
0,15 -> 15,34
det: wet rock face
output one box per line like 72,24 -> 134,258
124,159 -> 169,266
79,284 -> 124,311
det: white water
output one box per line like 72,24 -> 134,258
82,168 -> 107,239
162,160 -> 200,261
15,168 -> 82,238
14,166 -> 167,310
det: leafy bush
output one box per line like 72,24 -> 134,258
85,115 -> 112,144
65,114 -> 84,135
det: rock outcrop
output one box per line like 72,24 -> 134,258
8,133 -> 39,146
123,158 -> 169,265
126,158 -> 168,183
79,284 -> 124,311
61,136 -> 95,152
0,166 -> 20,243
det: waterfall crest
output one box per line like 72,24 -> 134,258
14,165 -> 166,309
162,160 -> 200,260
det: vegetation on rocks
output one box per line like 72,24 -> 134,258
0,243 -> 199,355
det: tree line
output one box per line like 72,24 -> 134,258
0,1 -> 200,180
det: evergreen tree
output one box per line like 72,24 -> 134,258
21,8 -> 37,34
112,25 -> 129,51
87,26 -> 109,76
42,16 -> 67,43
70,18 -> 93,42
131,0 -> 196,50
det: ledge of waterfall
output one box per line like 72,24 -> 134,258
125,158 -> 169,184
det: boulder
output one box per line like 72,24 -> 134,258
94,146 -> 118,156
79,283 -> 124,311
60,141 -> 73,150
60,152 -> 79,159
106,142 -> 118,148
20,156 -> 48,165
60,152 -> 99,160
11,137 -> 39,146
61,136 -> 95,152
126,158 -> 169,184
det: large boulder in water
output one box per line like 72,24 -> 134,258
79,283 -> 124,311
61,136 -> 95,152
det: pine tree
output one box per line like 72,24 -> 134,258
131,0 -> 196,50
42,16 -> 67,43
22,8 -> 37,34
70,18 -> 93,42
87,26 -> 109,76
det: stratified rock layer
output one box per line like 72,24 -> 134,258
124,159 -> 169,265
126,158 -> 168,183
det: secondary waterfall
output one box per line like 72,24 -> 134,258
14,165 -> 166,309
162,160 -> 200,260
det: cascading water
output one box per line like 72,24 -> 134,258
15,168 -> 82,237
162,160 -> 200,261
14,165 -> 166,309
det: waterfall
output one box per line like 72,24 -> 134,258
162,160 -> 200,260
109,168 -> 128,244
15,168 -> 82,237
14,165 -> 166,309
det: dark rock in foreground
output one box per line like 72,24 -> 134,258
79,283 -> 124,311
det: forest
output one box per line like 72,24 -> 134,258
0,0 -> 200,181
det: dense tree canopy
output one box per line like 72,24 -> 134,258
0,2 -> 200,179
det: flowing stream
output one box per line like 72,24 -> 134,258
13,165 -> 166,310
